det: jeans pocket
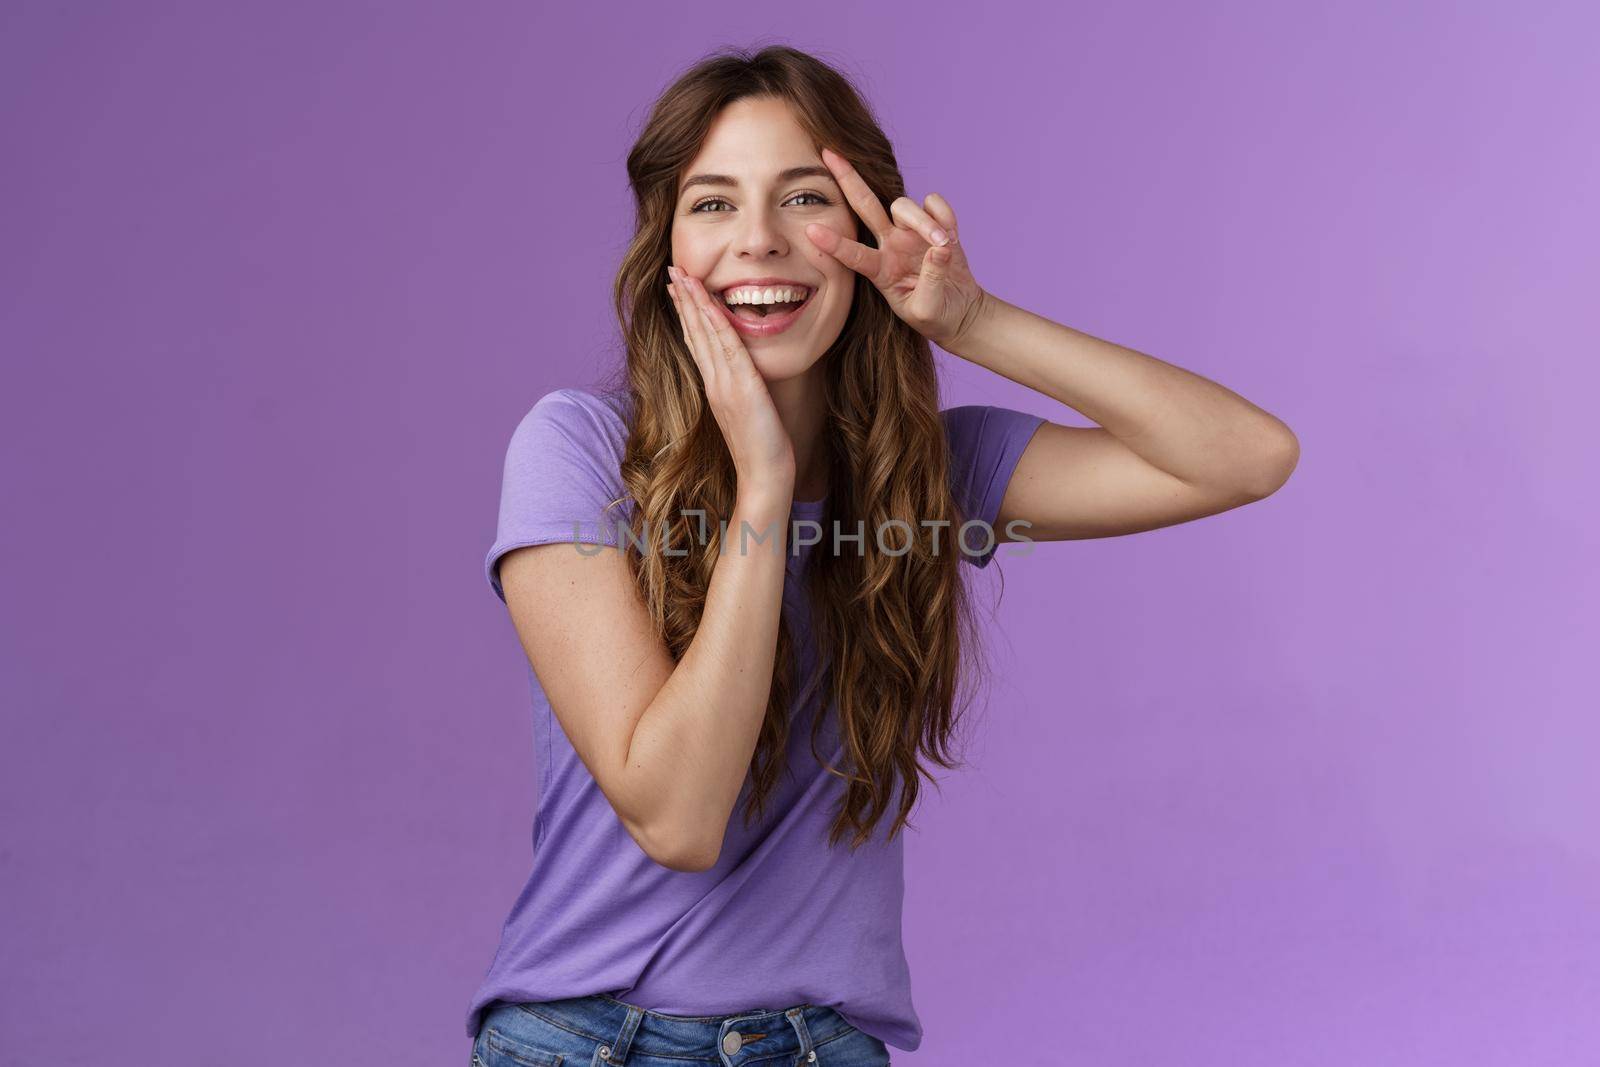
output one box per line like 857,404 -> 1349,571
813,1023 -> 892,1067
481,1023 -> 567,1067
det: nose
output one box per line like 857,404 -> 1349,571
733,204 -> 789,259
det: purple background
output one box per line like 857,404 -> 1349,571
4,3 -> 1596,1063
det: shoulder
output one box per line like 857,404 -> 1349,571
496,386 -> 633,513
938,403 -> 1047,566
939,403 -> 1047,476
940,403 -> 1045,444
517,386 -> 629,438
505,386 -> 630,465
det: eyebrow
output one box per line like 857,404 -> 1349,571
679,164 -> 837,195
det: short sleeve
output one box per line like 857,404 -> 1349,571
941,404 -> 1046,568
485,388 -> 632,603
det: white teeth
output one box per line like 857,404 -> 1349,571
720,285 -> 809,305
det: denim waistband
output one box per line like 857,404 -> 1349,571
503,993 -> 857,1062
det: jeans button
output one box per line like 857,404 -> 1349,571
722,1031 -> 743,1055
598,1045 -> 611,1060
806,1052 -> 817,1062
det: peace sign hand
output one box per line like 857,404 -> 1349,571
804,147 -> 989,353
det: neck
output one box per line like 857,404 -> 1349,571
764,363 -> 830,501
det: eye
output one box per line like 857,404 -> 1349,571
689,190 -> 834,213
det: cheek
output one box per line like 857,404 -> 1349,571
805,211 -> 856,258
669,229 -> 710,272
823,278 -> 854,324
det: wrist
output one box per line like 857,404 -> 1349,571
734,483 -> 795,523
937,288 -> 1001,359
727,493 -> 794,561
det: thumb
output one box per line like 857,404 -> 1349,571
918,242 -> 953,291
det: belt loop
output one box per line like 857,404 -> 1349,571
784,1006 -> 815,1064
600,1003 -> 644,1065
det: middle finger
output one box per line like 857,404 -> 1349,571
889,196 -> 949,248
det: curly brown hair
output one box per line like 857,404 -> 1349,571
597,44 -> 998,851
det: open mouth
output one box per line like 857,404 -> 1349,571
720,288 -> 813,323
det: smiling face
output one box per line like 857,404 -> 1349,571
670,95 -> 857,382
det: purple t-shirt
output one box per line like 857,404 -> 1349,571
466,387 -> 1044,1051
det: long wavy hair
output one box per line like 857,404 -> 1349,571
598,44 -> 996,851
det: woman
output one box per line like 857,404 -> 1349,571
468,45 -> 1298,1067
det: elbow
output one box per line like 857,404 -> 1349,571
1240,424 -> 1300,499
611,758 -> 725,873
628,813 -> 722,874
651,830 -> 723,874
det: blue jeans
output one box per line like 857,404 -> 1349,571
472,994 -> 893,1066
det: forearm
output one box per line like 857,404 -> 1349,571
624,493 -> 791,868
947,292 -> 1298,493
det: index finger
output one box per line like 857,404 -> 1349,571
820,146 -> 893,245
804,222 -> 885,284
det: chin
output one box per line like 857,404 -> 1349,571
747,340 -> 830,382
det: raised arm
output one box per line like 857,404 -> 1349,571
800,146 -> 1298,543
959,292 -> 1300,542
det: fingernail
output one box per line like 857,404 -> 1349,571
930,228 -> 949,246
